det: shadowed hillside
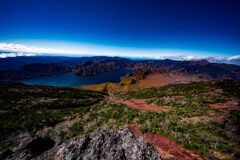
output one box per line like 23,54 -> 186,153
0,84 -> 106,139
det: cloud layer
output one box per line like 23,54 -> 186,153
0,52 -> 37,58
0,42 -> 73,54
153,55 -> 240,65
0,42 -> 240,65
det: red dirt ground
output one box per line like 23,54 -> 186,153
209,100 -> 239,124
210,100 -> 239,109
109,97 -> 170,113
137,73 -> 210,88
126,124 -> 204,160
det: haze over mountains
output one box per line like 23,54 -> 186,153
1,51 -> 240,66
1,42 -> 240,66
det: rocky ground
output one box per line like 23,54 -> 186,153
3,129 -> 161,160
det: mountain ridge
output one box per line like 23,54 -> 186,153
0,57 -> 240,83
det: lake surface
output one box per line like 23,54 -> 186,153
24,69 -> 132,87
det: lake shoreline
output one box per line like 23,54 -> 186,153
24,69 -> 132,87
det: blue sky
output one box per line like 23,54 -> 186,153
0,0 -> 240,58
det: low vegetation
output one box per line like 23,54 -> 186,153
0,84 -> 105,137
0,80 -> 240,159
117,80 -> 240,159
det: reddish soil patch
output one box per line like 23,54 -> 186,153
207,109 -> 227,124
209,100 -> 239,123
210,100 -> 239,109
126,124 -> 204,160
137,73 -> 210,88
109,97 -> 170,113
143,133 -> 203,160
127,124 -> 143,137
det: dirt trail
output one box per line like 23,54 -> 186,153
108,97 -> 170,113
126,124 -> 204,160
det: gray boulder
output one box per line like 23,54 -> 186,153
4,128 -> 161,160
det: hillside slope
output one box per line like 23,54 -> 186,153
116,80 -> 240,159
1,80 -> 240,160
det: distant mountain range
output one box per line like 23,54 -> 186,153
0,56 -> 240,83
1,57 -> 240,159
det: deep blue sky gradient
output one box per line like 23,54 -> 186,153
0,0 -> 240,56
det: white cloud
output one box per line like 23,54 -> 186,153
0,52 -> 37,58
152,55 -> 240,66
0,42 -> 78,54
227,55 -> 240,61
0,42 -> 240,65
154,55 -> 199,61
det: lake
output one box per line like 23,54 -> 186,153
24,69 -> 132,87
